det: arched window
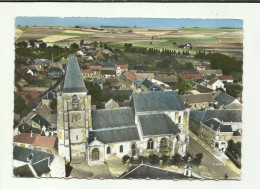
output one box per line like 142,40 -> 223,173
178,116 -> 182,123
120,145 -> 123,153
147,138 -> 154,150
160,137 -> 168,152
72,95 -> 80,110
107,146 -> 111,154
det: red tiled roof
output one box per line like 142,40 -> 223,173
116,64 -> 128,69
13,133 -> 57,148
90,66 -> 101,71
39,71 -> 47,76
16,90 -> 41,101
33,135 -> 57,148
180,73 -> 203,80
124,71 -> 137,82
82,69 -> 92,74
218,75 -> 234,80
13,133 -> 35,144
197,65 -> 206,68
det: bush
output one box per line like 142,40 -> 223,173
122,155 -> 130,164
183,152 -> 193,163
193,153 -> 203,166
170,153 -> 183,167
160,154 -> 169,164
14,93 -> 28,114
149,154 -> 160,165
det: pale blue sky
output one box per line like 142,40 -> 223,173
16,17 -> 243,29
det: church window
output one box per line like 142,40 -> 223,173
120,145 -> 123,153
160,138 -> 168,152
107,146 -> 111,154
72,95 -> 80,110
178,116 -> 182,123
147,138 -> 154,150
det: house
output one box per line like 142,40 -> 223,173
195,85 -> 214,94
218,75 -> 234,83
29,114 -> 51,134
92,78 -> 104,90
124,71 -> 137,84
180,73 -> 203,80
90,65 -> 101,75
13,133 -> 57,153
154,72 -> 178,86
42,90 -> 56,106
213,91 -> 241,109
134,71 -> 155,82
103,98 -> 120,109
189,109 -> 242,152
115,64 -> 128,73
16,90 -> 41,103
102,70 -> 115,79
133,80 -> 142,92
179,93 -> 214,110
13,146 -> 65,178
27,68 -> 39,76
57,55 -> 189,165
196,65 -> 206,71
141,79 -> 162,92
47,67 -> 63,79
151,79 -> 172,91
178,43 -> 192,49
81,68 -> 92,78
33,59 -> 51,70
119,163 -> 196,179
206,78 -> 225,91
199,69 -> 223,77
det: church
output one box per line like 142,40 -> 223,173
57,54 -> 190,165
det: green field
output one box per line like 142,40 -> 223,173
16,27 -> 31,32
179,28 -> 243,32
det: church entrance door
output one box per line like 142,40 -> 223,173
92,148 -> 99,161
131,143 -> 136,156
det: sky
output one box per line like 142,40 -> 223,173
15,17 -> 243,29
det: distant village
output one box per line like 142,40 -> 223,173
13,39 -> 242,179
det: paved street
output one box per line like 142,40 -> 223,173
189,137 -> 240,180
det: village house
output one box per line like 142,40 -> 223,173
218,75 -> 234,83
90,65 -> 101,76
196,65 -> 207,71
32,59 -> 52,70
133,80 -> 142,92
13,133 -> 57,154
29,114 -> 54,136
180,73 -> 203,80
189,109 -> 242,152
42,90 -> 56,107
199,69 -> 223,77
47,67 -> 63,79
81,68 -> 92,79
13,146 -> 65,178
206,78 -> 225,91
141,79 -> 162,92
179,93 -> 214,110
116,64 -> 128,73
151,79 -> 172,91
102,70 -> 115,79
102,98 -> 120,109
195,85 -> 215,94
154,72 -> 178,87
213,91 -> 241,109
35,104 -> 57,131
16,90 -> 41,103
27,68 -> 39,76
134,71 -> 154,82
124,71 -> 137,86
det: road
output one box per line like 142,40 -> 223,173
189,137 -> 240,179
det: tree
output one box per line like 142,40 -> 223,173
14,93 -> 27,114
193,153 -> 203,166
50,99 -> 57,111
122,155 -> 130,164
80,39 -> 84,47
156,58 -> 170,68
21,41 -> 28,48
39,42 -> 47,49
70,43 -> 79,50
173,77 -> 194,95
170,153 -> 183,167
84,81 -> 102,104
29,41 -> 35,49
149,154 -> 160,164
160,154 -> 169,164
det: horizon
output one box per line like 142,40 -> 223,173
15,17 -> 243,29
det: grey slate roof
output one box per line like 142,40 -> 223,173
42,90 -> 56,100
92,108 -> 135,130
13,146 -> 54,177
207,78 -> 219,85
34,59 -> 51,65
62,54 -> 87,93
13,146 -> 54,165
132,91 -> 184,112
202,118 -> 233,132
89,126 -> 140,144
190,109 -> 242,123
120,164 -> 193,179
138,114 -> 180,136
13,164 -> 35,177
142,79 -> 162,92
213,91 -> 237,107
180,93 -> 213,104
30,114 -> 50,128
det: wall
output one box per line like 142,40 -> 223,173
49,155 -> 66,178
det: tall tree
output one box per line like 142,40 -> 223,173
173,77 -> 194,95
